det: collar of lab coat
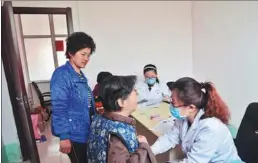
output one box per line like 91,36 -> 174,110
190,109 -> 205,129
182,109 -> 205,142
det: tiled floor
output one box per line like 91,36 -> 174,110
36,121 -> 70,163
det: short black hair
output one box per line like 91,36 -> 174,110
99,75 -> 137,112
65,32 -> 96,59
143,64 -> 157,74
166,81 -> 175,90
97,71 -> 113,84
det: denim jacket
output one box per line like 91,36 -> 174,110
50,61 -> 95,143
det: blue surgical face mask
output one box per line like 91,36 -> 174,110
146,78 -> 156,85
169,104 -> 186,120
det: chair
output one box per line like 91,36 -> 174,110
235,102 -> 258,163
31,82 -> 52,121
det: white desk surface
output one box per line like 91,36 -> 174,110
132,103 -> 172,136
132,103 -> 184,161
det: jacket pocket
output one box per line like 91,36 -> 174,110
68,112 -> 89,135
71,77 -> 89,105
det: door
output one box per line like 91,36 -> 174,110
13,6 -> 74,106
2,1 -> 40,163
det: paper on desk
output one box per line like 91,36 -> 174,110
137,99 -> 148,104
137,103 -> 160,110
150,117 -> 175,135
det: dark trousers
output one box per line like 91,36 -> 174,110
68,142 -> 88,163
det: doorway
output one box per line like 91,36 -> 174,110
2,1 -> 74,163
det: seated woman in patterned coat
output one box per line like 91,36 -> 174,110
87,75 -> 157,163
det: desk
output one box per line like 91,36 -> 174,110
132,103 -> 171,136
132,103 -> 184,162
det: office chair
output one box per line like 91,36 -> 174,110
31,82 -> 52,121
235,102 -> 258,163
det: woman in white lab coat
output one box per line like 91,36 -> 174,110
150,77 -> 243,163
136,64 -> 170,107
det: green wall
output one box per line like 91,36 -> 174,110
1,142 -> 22,163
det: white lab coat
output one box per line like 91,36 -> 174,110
151,109 -> 243,163
136,81 -> 171,108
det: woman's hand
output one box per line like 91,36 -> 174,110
137,135 -> 148,144
60,139 -> 72,154
163,96 -> 170,102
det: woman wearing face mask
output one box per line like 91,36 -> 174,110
136,64 -> 170,107
151,77 -> 243,163
50,32 -> 96,163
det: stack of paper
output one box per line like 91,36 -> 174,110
151,117 -> 175,135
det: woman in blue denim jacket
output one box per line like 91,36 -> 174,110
50,32 -> 96,163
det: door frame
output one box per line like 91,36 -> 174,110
2,2 -> 74,163
13,7 -> 74,35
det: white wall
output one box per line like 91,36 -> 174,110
10,1 -> 258,127
12,1 -> 193,88
77,1 -> 193,87
192,1 -> 258,127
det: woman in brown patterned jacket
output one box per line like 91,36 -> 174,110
87,75 -> 157,163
